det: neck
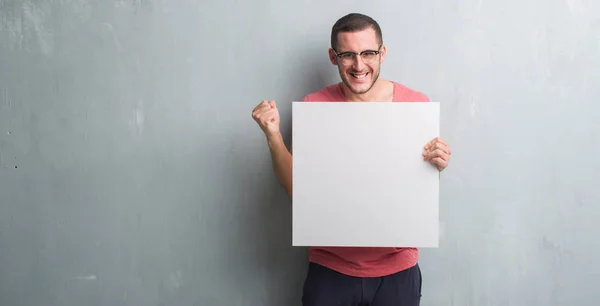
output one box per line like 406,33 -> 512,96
341,78 -> 393,102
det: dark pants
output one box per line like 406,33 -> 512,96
301,262 -> 422,306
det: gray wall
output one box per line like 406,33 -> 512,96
1,0 -> 599,305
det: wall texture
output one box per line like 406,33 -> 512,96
1,0 -> 599,305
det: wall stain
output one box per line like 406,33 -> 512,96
0,0 -> 54,56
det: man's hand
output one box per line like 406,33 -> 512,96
423,137 -> 451,171
251,100 -> 280,139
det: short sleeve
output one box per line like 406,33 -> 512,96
415,91 -> 430,102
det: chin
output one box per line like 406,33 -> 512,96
344,78 -> 373,94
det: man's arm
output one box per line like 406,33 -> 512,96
267,132 -> 292,199
251,100 -> 293,199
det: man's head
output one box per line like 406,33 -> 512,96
329,13 -> 386,95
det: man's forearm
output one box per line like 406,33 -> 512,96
267,132 -> 292,199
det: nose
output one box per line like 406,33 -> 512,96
352,54 -> 365,71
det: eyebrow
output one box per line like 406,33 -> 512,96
334,45 -> 382,53
336,48 -> 377,52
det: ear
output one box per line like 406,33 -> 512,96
328,48 -> 338,66
379,45 -> 387,64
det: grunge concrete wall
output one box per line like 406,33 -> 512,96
1,0 -> 599,305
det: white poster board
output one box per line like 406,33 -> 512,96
292,101 -> 440,247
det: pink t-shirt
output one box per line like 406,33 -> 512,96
300,81 -> 430,277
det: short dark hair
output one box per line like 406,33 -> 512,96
331,13 -> 383,50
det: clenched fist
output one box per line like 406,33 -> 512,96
251,100 -> 280,139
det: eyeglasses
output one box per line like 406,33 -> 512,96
333,47 -> 381,65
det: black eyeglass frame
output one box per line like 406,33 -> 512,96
332,46 -> 383,61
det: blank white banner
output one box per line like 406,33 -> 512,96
292,101 -> 440,247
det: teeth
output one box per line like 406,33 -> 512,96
353,73 -> 367,79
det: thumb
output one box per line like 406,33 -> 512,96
269,100 -> 276,109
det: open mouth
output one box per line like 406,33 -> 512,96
350,72 -> 369,80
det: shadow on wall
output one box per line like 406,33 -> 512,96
224,45 -> 335,304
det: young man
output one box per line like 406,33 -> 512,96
251,13 -> 451,306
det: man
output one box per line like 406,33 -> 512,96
251,13 -> 451,306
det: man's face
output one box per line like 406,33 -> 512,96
329,27 -> 386,95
